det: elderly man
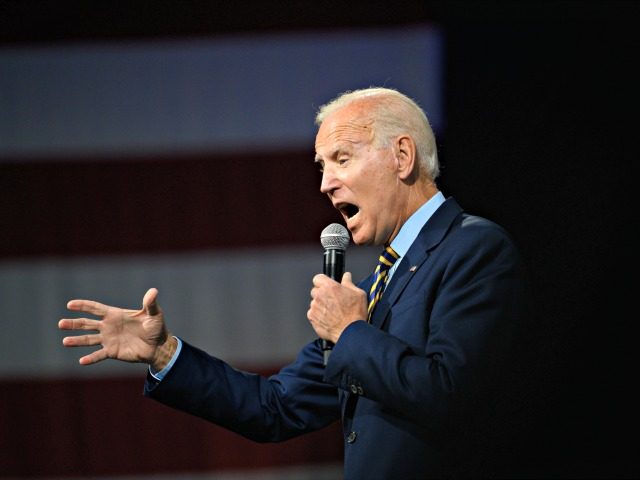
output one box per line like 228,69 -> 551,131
60,87 -> 531,478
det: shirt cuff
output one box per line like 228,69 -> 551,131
148,336 -> 182,381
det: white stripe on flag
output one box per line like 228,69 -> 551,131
0,245 -> 378,377
0,26 -> 443,159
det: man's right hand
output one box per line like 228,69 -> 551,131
58,287 -> 176,371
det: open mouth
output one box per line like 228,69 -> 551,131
338,203 -> 360,219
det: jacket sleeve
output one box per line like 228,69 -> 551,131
144,338 -> 341,442
322,221 -> 530,432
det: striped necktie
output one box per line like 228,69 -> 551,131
367,245 -> 400,321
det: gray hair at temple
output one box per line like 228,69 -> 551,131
315,87 -> 440,181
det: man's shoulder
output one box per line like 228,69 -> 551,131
442,212 -> 523,266
458,212 -> 508,235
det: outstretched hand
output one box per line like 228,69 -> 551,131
58,288 -> 175,369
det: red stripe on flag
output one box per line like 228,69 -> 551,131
0,372 -> 343,477
1,151 -> 339,259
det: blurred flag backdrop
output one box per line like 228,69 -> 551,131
0,25 -> 443,479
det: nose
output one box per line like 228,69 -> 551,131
320,165 -> 339,195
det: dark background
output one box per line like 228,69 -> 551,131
1,0 -> 637,477
438,3 -> 636,477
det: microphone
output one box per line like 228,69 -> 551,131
319,223 -> 350,365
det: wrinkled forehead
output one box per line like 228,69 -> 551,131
315,104 -> 375,151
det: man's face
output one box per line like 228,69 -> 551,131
314,104 -> 401,246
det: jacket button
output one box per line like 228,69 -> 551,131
357,386 -> 364,395
346,431 -> 357,444
350,384 -> 358,394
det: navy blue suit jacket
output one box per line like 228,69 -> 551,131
145,198 -> 532,478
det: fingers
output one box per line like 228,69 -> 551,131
341,271 -> 363,293
61,333 -> 102,348
79,349 -> 109,366
312,273 -> 326,286
311,272 -> 356,296
59,317 -> 103,362
58,317 -> 101,331
142,288 -> 160,316
62,333 -> 107,365
66,299 -> 108,316
313,273 -> 341,288
59,313 -> 106,365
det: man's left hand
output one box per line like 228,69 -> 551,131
307,272 -> 367,344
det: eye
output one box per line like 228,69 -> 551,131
315,160 -> 324,172
338,158 -> 349,166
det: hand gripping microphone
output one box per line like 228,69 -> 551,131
319,223 -> 350,365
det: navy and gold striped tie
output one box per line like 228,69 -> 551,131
367,245 -> 400,321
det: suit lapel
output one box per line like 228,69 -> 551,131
369,197 -> 464,330
369,252 -> 428,328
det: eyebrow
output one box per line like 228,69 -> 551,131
314,144 -> 351,163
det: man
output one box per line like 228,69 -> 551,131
60,87 -> 532,478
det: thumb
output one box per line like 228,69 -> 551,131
341,271 -> 355,287
143,288 -> 160,316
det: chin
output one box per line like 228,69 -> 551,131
348,220 -> 377,246
350,231 -> 375,246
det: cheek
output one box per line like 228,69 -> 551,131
351,154 -> 396,209
365,175 -> 395,207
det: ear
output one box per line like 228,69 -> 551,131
394,135 -> 417,181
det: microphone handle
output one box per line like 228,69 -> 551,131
323,248 -> 345,280
322,249 -> 345,365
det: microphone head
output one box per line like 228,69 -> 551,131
320,223 -> 350,251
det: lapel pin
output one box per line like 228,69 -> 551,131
409,266 -> 417,272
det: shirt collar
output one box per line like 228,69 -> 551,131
389,191 -> 445,258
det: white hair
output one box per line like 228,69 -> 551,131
315,87 -> 439,180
